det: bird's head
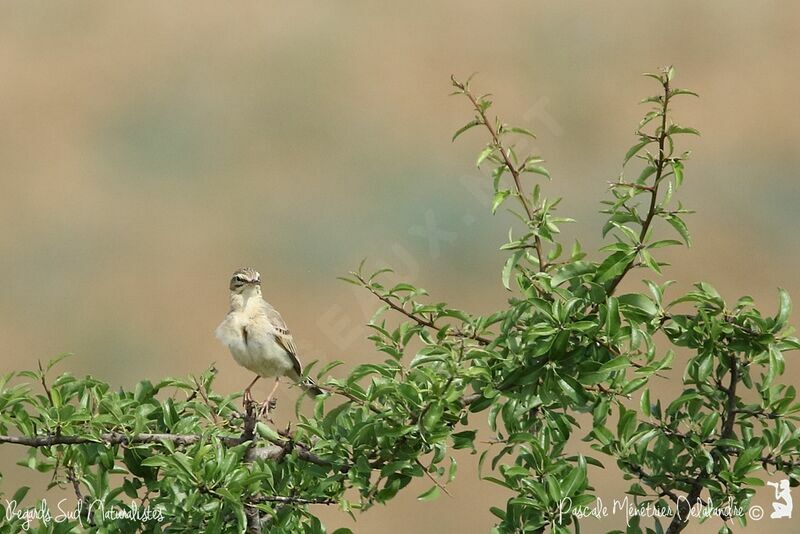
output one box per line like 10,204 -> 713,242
229,267 -> 262,294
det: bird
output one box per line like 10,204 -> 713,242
215,267 -> 323,418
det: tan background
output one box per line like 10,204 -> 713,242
1,2 -> 798,532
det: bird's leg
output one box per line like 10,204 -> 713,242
258,378 -> 281,420
243,375 -> 260,407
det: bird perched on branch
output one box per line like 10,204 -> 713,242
215,267 -> 323,418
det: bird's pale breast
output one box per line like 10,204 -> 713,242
215,311 -> 294,378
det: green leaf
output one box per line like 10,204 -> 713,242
715,439 -> 744,450
640,389 -> 651,417
502,250 -> 525,290
621,378 -> 648,395
593,426 -> 614,445
140,456 -> 169,468
666,391 -> 701,415
617,293 -> 659,317
603,213 -> 640,238
776,288 -> 791,327
417,486 -> 440,501
671,88 -> 699,98
452,119 -> 481,142
605,297 -> 621,338
546,474 -> 562,503
492,190 -> 511,214
599,356 -> 630,373
697,354 -> 713,382
316,360 -> 345,379
700,412 -> 720,439
624,139 -> 651,166
561,456 -> 587,497
50,387 -> 62,409
476,146 -> 494,167
524,164 -> 551,179
452,430 -> 477,450
422,403 -> 444,431
664,214 -> 691,246
46,353 -> 73,372
672,160 -> 684,187
551,262 -> 596,287
595,251 -> 635,284
640,95 -> 663,104
667,125 -> 700,136
11,486 -> 30,504
617,407 -> 636,441
509,126 -> 537,139
490,506 -> 506,519
647,239 -> 682,249
636,165 -> 657,184
733,447 -> 761,476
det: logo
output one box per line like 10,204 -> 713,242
767,479 -> 793,519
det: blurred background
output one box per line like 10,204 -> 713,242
1,1 -> 798,532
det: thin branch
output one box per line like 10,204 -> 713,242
0,429 -> 335,469
720,356 -> 738,440
66,465 -> 93,525
586,383 -> 630,399
140,486 -> 153,509
609,181 -> 655,192
37,360 -> 53,404
248,495 -> 336,506
589,334 -> 670,378
415,458 -> 452,497
357,273 -> 491,344
734,408 -> 783,420
66,466 -> 83,502
665,482 -> 703,534
245,506 -> 262,534
607,74 -> 671,295
627,464 -> 680,504
230,406 -> 347,470
200,485 -> 334,511
459,392 -> 482,407
664,353 -> 738,534
0,432 -> 218,447
758,453 -> 800,470
192,375 -> 220,425
315,383 -> 382,414
241,398 -> 257,442
457,81 -> 547,271
657,420 -> 799,471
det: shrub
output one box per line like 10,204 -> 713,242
1,67 -> 797,533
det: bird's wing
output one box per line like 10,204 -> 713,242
265,304 -> 303,378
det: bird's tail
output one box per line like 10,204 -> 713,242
298,376 -> 324,397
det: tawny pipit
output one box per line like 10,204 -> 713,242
215,267 -> 322,417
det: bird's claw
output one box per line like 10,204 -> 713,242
257,398 -> 277,422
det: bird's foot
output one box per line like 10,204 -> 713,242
257,398 -> 278,422
243,389 -> 254,409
